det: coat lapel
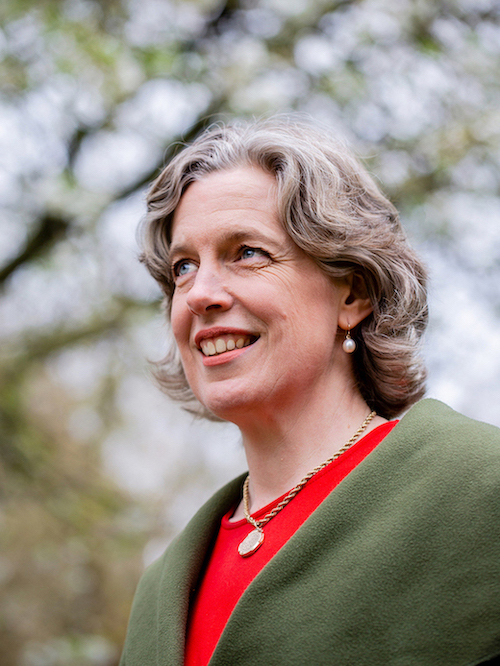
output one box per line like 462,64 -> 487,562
154,474 -> 245,666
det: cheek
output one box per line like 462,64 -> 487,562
170,298 -> 190,348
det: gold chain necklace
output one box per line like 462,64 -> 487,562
238,411 -> 377,557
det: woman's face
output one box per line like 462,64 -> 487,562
169,166 -> 351,421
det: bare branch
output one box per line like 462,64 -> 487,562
2,297 -> 156,377
115,96 -> 227,201
0,213 -> 71,287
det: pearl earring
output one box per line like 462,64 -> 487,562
342,327 -> 357,354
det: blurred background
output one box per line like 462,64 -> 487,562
1,0 -> 499,663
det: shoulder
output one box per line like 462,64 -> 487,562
347,399 -> 500,535
370,399 -> 500,532
400,398 -> 500,445
388,398 -> 500,473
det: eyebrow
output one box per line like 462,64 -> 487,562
169,228 -> 281,259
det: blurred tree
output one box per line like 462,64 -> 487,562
1,0 -> 500,663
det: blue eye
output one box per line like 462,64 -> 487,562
241,247 -> 258,259
240,246 -> 270,261
174,260 -> 197,277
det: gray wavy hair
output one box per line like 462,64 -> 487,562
141,116 -> 428,420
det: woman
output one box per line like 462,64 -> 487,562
121,118 -> 500,665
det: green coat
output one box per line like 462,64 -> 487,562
120,400 -> 500,665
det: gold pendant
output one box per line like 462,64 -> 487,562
238,528 -> 264,557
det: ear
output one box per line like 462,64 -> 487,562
338,273 -> 373,330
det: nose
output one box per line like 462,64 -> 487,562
185,265 -> 234,315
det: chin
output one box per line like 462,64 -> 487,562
195,384 -> 263,423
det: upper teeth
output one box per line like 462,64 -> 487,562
201,336 -> 252,356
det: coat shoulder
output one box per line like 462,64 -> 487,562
396,398 -> 500,471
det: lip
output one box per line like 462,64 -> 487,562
194,327 -> 258,349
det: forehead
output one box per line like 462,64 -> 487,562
170,166 -> 281,246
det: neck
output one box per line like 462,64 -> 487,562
230,380 -> 385,519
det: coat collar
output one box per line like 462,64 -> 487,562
155,474 -> 246,665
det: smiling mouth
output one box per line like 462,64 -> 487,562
199,334 -> 258,357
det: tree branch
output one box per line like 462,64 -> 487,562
0,0 -> 237,284
0,213 -> 71,287
2,297 -> 157,377
115,96 -> 227,201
